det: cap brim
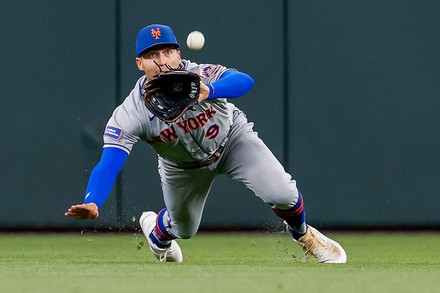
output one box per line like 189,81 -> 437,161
137,42 -> 180,57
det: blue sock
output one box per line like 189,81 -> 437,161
273,192 -> 308,240
287,223 -> 308,240
149,208 -> 175,248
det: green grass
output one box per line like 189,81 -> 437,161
0,231 -> 439,293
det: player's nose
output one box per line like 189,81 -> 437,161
156,52 -> 168,64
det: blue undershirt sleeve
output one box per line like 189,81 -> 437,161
206,70 -> 254,99
83,147 -> 128,208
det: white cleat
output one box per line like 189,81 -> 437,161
139,211 -> 183,263
295,225 -> 347,264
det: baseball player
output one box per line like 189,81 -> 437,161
65,24 -> 347,264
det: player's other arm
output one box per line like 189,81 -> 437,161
199,70 -> 254,101
65,147 -> 128,220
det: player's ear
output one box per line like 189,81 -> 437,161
135,57 -> 144,71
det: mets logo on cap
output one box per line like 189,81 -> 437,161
151,28 -> 161,40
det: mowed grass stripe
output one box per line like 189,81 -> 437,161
0,232 -> 439,293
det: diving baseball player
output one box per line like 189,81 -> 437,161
65,24 -> 347,264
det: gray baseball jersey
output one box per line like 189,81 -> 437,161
103,59 -> 299,238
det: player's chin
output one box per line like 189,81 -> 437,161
149,72 -> 161,80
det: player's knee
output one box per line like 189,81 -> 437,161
264,188 -> 300,209
179,233 -> 194,239
174,230 -> 196,239
258,178 -> 298,204
171,225 -> 198,239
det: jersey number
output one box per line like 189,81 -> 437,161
205,124 -> 220,139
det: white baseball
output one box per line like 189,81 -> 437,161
186,31 -> 205,50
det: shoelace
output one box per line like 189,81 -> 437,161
158,246 -> 173,262
159,250 -> 168,262
301,230 -> 327,258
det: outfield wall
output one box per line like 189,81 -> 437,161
1,0 -> 439,229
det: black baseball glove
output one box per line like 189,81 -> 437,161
143,70 -> 201,123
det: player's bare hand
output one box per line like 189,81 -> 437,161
65,203 -> 99,220
198,82 -> 210,102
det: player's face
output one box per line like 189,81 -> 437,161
136,46 -> 181,80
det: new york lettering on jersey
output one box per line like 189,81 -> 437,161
145,101 -> 230,164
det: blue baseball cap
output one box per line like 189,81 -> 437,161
136,24 -> 180,57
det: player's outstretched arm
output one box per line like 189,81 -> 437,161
65,203 -> 99,220
65,147 -> 128,220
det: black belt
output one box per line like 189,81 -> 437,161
178,144 -> 226,169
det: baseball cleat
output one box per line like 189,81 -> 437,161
139,211 -> 183,263
295,225 -> 347,264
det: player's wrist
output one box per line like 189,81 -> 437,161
207,84 -> 215,99
86,202 -> 99,210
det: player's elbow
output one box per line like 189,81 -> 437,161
233,72 -> 254,97
241,73 -> 255,93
